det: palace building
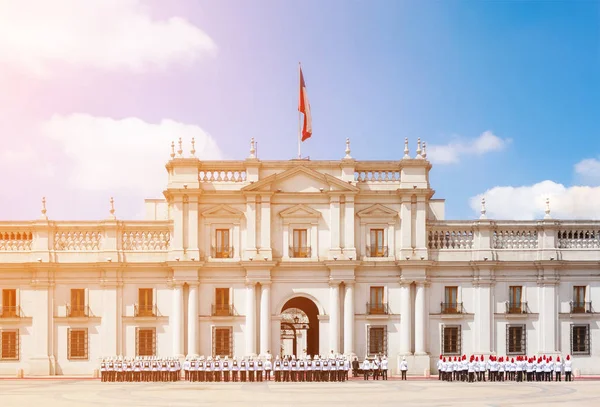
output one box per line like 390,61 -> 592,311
0,137 -> 598,376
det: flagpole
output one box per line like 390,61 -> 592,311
298,62 -> 302,159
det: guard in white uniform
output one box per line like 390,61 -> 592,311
400,356 -> 408,380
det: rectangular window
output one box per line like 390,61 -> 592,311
214,288 -> 231,316
292,229 -> 309,258
136,327 -> 156,357
508,286 -> 522,313
215,229 -> 231,258
68,328 -> 88,360
443,286 -> 458,313
138,288 -> 154,316
442,325 -> 461,355
369,229 -> 386,257
572,286 -> 586,313
70,289 -> 86,317
212,326 -> 233,357
367,325 -> 387,356
571,324 -> 590,356
1,289 -> 17,318
368,286 -> 386,314
0,330 -> 19,360
506,324 -> 526,355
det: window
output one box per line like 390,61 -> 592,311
368,287 -> 386,314
136,327 -> 156,357
442,325 -> 461,355
212,326 -> 233,357
1,289 -> 17,318
292,229 -> 309,258
443,286 -> 458,313
506,324 -> 526,355
367,325 -> 387,356
0,330 -> 19,360
70,289 -> 86,317
572,286 -> 586,313
68,328 -> 88,359
508,286 -> 523,313
369,229 -> 386,257
214,288 -> 231,316
215,229 -> 232,258
571,324 -> 590,356
138,288 -> 154,316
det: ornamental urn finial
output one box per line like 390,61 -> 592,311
109,197 -> 116,220
249,137 -> 256,158
403,137 -> 410,159
190,137 -> 196,157
170,141 -> 175,159
416,137 -> 423,159
177,137 -> 183,157
544,197 -> 551,219
40,197 -> 47,220
344,138 -> 351,159
480,197 -> 487,219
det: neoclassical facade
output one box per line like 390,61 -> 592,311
1,138 -> 599,376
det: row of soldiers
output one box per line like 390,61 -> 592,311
437,354 -> 575,383
359,355 -> 393,380
100,357 -> 182,382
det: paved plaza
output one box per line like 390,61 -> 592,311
1,378 -> 599,407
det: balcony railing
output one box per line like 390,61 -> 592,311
289,246 -> 311,258
505,301 -> 528,314
135,304 -> 157,317
211,304 -> 234,316
67,304 -> 90,318
570,301 -> 593,314
366,246 -> 389,258
0,306 -> 23,318
211,246 -> 234,259
440,302 -> 465,314
366,302 -> 389,315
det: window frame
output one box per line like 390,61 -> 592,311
291,228 -> 309,258
1,288 -> 17,318
506,324 -> 527,355
573,286 -> 586,312
367,325 -> 388,356
138,288 -> 154,317
368,228 -> 386,257
214,288 -> 231,316
369,286 -> 385,314
67,328 -> 89,360
212,326 -> 233,358
0,329 -> 19,361
571,324 -> 590,356
136,327 -> 156,357
215,228 -> 231,258
441,325 -> 461,356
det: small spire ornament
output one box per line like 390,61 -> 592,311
403,137 -> 410,159
480,197 -> 487,219
40,197 -> 47,220
170,141 -> 175,159
416,137 -> 423,158
190,137 -> 196,156
249,137 -> 256,159
109,197 -> 116,220
422,141 -> 427,159
177,137 -> 183,157
544,197 -> 551,219
344,138 -> 351,159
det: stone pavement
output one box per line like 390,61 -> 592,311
1,378 -> 599,407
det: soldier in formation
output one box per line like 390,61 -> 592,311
360,355 -> 389,381
99,356 -> 181,382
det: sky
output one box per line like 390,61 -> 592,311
0,0 -> 599,221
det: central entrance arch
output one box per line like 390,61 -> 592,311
280,296 -> 319,357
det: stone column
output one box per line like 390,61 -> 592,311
474,281 -> 493,353
260,195 -> 272,259
399,197 -> 412,259
29,283 -> 51,375
171,196 -> 185,259
539,281 -> 558,353
399,282 -> 412,354
343,283 -> 355,355
188,196 -> 199,259
415,196 -> 428,259
246,282 -> 257,355
187,283 -> 199,356
260,283 -> 271,355
245,196 -> 257,259
329,282 -> 340,353
330,196 -> 341,257
415,282 -> 427,355
172,283 -> 184,357
343,196 -> 356,259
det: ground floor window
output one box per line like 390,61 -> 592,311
571,324 -> 590,356
442,325 -> 461,355
213,326 -> 233,358
136,327 -> 156,357
68,328 -> 88,360
367,325 -> 387,356
506,324 -> 526,355
0,330 -> 19,360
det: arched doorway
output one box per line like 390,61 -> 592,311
280,297 -> 319,357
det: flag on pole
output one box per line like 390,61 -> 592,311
298,67 -> 312,141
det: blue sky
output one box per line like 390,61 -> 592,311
0,0 -> 598,220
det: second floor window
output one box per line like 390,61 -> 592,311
214,288 -> 231,316
443,286 -> 458,313
70,289 -> 85,317
292,229 -> 309,258
215,229 -> 231,258
369,286 -> 385,314
573,286 -> 586,312
138,288 -> 153,316
1,289 -> 17,318
508,286 -> 522,313
369,229 -> 386,257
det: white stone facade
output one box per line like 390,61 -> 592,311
1,139 -> 599,376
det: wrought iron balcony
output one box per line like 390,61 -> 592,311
505,301 -> 528,314
366,246 -> 389,257
570,301 -> 593,314
366,302 -> 389,315
135,304 -> 157,317
211,304 -> 234,316
0,306 -> 23,318
289,246 -> 311,258
440,302 -> 464,314
67,304 -> 90,318
211,246 -> 234,258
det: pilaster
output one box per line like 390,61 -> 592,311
245,195 -> 257,259
259,195 -> 272,259
329,195 -> 342,258
343,196 -> 356,260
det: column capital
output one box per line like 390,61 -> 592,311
328,280 -> 342,287
245,279 -> 258,287
415,280 -> 430,288
343,280 -> 356,287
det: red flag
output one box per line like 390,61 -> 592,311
298,67 -> 312,141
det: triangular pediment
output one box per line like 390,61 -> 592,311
201,204 -> 244,219
356,204 -> 398,219
279,204 -> 321,219
241,166 -> 359,194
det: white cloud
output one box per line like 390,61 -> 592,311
40,114 -> 223,194
427,131 -> 510,164
470,180 -> 600,220
0,0 -> 216,76
574,158 -> 600,181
